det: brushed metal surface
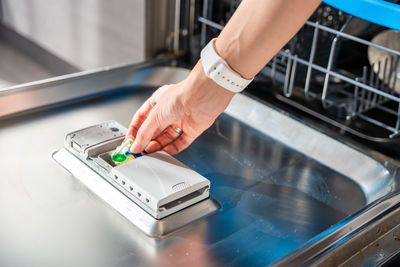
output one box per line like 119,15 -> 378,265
0,66 -> 399,267
310,193 -> 400,266
53,148 -> 219,237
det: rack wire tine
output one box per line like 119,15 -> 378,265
380,57 -> 388,102
359,66 -> 367,112
288,55 -> 298,97
372,61 -> 381,106
391,55 -> 400,92
387,55 -> 395,96
322,37 -> 338,108
271,56 -> 277,84
352,78 -> 360,118
367,65 -> 374,109
322,16 -> 352,108
283,50 -> 292,97
305,23 -> 319,100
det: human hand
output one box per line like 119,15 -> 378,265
127,61 -> 235,155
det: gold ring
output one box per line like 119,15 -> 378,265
172,125 -> 183,135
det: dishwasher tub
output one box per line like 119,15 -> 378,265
1,63 -> 399,266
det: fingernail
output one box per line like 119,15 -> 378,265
130,141 -> 141,153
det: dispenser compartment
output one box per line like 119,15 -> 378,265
60,120 -> 212,220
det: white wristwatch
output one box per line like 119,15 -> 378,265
200,38 -> 253,93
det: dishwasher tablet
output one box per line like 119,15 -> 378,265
112,138 -> 142,165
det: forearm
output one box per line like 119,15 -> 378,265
215,0 -> 321,79
128,0 -> 321,154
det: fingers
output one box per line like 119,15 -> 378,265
126,97 -> 155,139
131,104 -> 176,153
162,133 -> 198,155
128,84 -> 190,153
144,125 -> 183,153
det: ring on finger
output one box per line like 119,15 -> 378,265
171,125 -> 183,135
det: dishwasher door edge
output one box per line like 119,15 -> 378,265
0,59 -> 190,120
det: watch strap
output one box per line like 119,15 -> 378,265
200,38 -> 253,93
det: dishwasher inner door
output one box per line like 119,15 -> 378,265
1,64 -> 400,267
53,120 -> 217,236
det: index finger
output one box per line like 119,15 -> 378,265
130,104 -> 174,153
126,97 -> 155,138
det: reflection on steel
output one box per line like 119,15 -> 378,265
225,94 -> 392,204
272,192 -> 400,266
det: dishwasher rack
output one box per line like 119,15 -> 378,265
198,1 -> 400,139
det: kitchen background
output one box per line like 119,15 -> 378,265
0,0 -> 179,88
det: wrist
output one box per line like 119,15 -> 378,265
180,61 -> 235,107
191,60 -> 236,96
215,37 -> 253,80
